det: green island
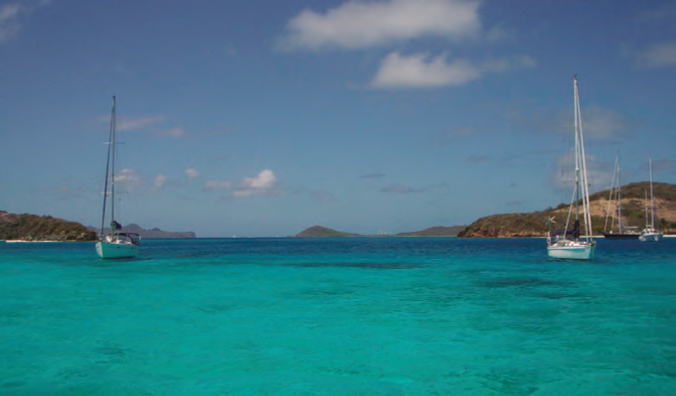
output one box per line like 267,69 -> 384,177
0,211 -> 97,241
0,211 -> 196,241
459,182 -> 676,238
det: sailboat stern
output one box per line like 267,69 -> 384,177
96,239 -> 139,259
547,240 -> 596,260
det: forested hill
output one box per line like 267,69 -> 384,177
0,211 -> 97,241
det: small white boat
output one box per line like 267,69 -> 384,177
547,76 -> 596,260
639,159 -> 663,242
95,96 -> 140,259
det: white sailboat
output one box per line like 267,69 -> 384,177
95,96 -> 140,259
639,158 -> 663,242
601,151 -> 639,239
547,76 -> 596,260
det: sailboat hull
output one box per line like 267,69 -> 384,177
96,241 -> 139,259
547,241 -> 595,260
601,232 -> 639,240
639,232 -> 662,242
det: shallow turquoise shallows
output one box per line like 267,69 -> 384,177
1,238 -> 675,395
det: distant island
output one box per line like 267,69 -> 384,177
87,223 -> 196,239
459,181 -> 676,238
0,211 -> 97,241
292,225 -> 466,238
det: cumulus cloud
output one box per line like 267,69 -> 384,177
232,169 -> 280,197
370,52 -> 536,89
232,169 -> 279,197
634,42 -> 676,68
279,0 -> 481,51
153,174 -> 167,189
114,168 -> 144,192
185,168 -> 200,182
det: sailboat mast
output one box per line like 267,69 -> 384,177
574,76 -> 593,239
649,158 -> 655,228
573,77 -> 581,228
616,152 -> 623,231
645,190 -> 649,228
110,96 -> 116,228
99,96 -> 115,237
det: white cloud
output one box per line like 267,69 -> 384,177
634,42 -> 676,68
185,168 -> 200,182
370,52 -> 536,89
114,168 -> 144,192
279,0 -> 481,51
204,179 -> 231,191
153,174 -> 167,189
232,169 -> 280,197
114,115 -> 165,131
156,126 -> 186,138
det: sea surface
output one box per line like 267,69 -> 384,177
1,237 -> 675,395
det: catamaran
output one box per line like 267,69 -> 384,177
95,96 -> 140,259
547,76 -> 596,260
639,158 -> 663,242
601,151 -> 639,239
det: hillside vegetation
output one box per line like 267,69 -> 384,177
292,226 -> 360,238
0,211 -> 97,241
459,182 -> 676,238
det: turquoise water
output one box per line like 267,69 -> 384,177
1,238 -> 675,395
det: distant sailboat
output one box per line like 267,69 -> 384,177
601,151 -> 639,239
547,76 -> 596,260
95,96 -> 140,259
639,159 -> 663,242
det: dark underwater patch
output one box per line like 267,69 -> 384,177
297,262 -> 419,269
479,277 -> 576,289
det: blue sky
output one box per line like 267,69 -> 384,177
1,0 -> 675,237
